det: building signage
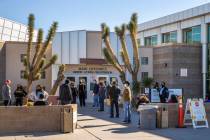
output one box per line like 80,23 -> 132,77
72,66 -> 112,74
180,68 -> 188,77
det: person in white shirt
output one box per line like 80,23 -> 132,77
29,85 -> 49,104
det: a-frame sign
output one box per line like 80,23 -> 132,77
184,98 -> 208,128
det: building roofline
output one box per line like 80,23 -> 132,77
138,2 -> 210,32
0,16 -> 28,27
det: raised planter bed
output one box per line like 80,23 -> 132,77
0,104 -> 77,133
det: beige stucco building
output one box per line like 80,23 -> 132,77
0,41 -> 52,100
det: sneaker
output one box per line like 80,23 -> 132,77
110,116 -> 114,118
116,115 -> 119,118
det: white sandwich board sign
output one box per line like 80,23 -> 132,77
184,98 -> 209,129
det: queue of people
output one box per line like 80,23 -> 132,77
92,80 -> 133,124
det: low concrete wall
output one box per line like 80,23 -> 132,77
151,103 -> 210,128
0,104 -> 77,133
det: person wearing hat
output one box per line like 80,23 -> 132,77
122,81 -> 132,123
2,80 -> 12,106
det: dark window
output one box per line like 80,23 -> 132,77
41,71 -> 46,79
20,70 -> 25,79
144,35 -> 157,46
67,77 -> 75,83
141,72 -> 149,80
20,54 -> 26,63
162,31 -> 177,43
183,25 -> 201,44
141,57 -> 149,65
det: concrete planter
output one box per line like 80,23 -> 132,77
0,104 -> 77,133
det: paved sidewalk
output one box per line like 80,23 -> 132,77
1,104 -> 210,140
77,104 -> 210,140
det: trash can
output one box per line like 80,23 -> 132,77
156,106 -> 168,128
138,105 -> 158,130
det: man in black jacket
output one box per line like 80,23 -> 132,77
109,81 -> 120,118
159,82 -> 169,103
59,79 -> 72,105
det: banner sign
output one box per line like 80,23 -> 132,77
151,89 -> 160,103
150,88 -> 183,103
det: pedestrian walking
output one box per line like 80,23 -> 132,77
58,80 -> 72,105
14,84 -> 27,106
98,82 -> 106,111
109,81 -> 120,118
122,81 -> 132,123
78,80 -> 86,107
92,80 -> 99,107
159,81 -> 169,103
70,82 -> 78,104
2,80 -> 12,106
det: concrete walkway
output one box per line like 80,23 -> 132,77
1,104 -> 210,140
77,104 -> 210,140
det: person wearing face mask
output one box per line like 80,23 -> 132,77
29,85 -> 49,104
159,82 -> 169,103
122,81 -> 132,123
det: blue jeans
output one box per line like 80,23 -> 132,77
93,95 -> 99,107
123,102 -> 131,122
99,96 -> 105,111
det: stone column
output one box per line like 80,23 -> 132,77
177,22 -> 182,43
201,16 -> 208,100
157,28 -> 162,45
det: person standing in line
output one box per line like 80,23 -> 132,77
159,81 -> 169,103
98,82 -> 106,112
78,80 -> 86,107
2,80 -> 12,106
58,80 -> 72,105
70,82 -> 78,104
122,81 -> 132,123
153,82 -> 160,91
109,81 -> 120,118
14,84 -> 27,106
92,80 -> 99,107
104,81 -> 111,99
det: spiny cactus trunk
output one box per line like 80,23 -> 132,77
27,79 -> 33,94
50,65 -> 65,95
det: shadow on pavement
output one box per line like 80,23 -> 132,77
78,103 -> 140,133
0,131 -> 64,137
78,103 -> 210,140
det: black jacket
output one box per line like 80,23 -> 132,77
59,84 -> 72,102
109,86 -> 120,101
14,89 -> 27,98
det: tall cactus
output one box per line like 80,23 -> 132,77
101,23 -> 126,82
101,13 -> 141,95
23,14 -> 58,93
50,64 -> 65,95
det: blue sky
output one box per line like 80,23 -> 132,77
0,0 -> 210,33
